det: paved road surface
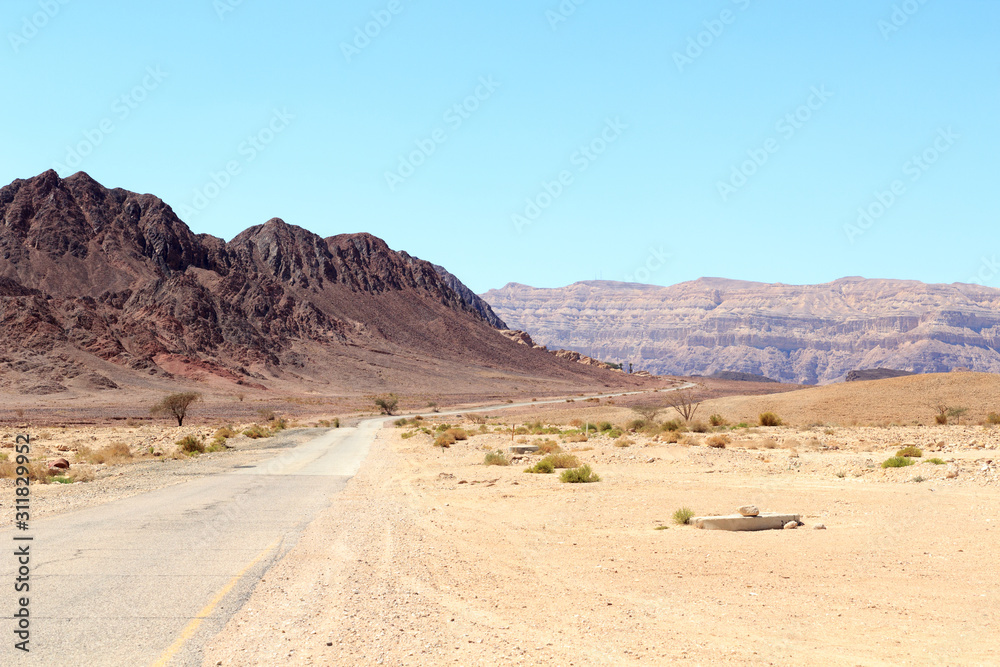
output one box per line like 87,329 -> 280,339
0,389 -> 664,665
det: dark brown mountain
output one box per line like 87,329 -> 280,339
0,171 -> 642,397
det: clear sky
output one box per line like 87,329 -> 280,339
2,1 -> 997,293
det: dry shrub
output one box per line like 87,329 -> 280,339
689,421 -> 709,433
0,460 -> 52,482
706,434 -> 730,448
565,434 -> 588,443
613,437 -> 634,448
759,412 -> 783,427
67,467 -> 96,483
545,453 -> 581,468
662,431 -> 681,444
535,439 -> 562,454
77,442 -> 133,465
214,426 -> 237,439
761,439 -> 778,449
176,436 -> 205,455
434,432 -> 456,448
484,450 -> 510,466
445,428 -> 468,441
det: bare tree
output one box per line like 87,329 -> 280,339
665,389 -> 701,422
150,392 -> 201,427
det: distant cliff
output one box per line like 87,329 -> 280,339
481,278 -> 1000,385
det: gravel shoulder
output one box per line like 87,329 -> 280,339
204,422 -> 1000,666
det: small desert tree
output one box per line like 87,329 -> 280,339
150,392 -> 201,427
947,406 -> 968,425
665,389 -> 701,422
374,393 -> 399,416
631,404 -> 663,423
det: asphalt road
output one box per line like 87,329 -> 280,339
0,388 -> 665,666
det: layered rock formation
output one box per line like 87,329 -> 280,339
481,278 -> 1000,385
0,171 -> 636,396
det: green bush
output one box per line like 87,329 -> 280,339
626,418 -> 647,431
524,459 -> 555,474
606,428 -> 623,439
882,456 -> 915,468
895,445 -> 923,458
925,457 -> 946,465
709,414 -> 726,427
672,507 -> 695,525
560,464 -> 600,483
176,435 -> 205,454
597,421 -> 614,432
987,412 -> 1000,425
484,450 -> 510,466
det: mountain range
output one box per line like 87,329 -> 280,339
0,171 -> 637,397
481,278 -> 1000,385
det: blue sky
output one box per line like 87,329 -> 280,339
2,1 -> 997,293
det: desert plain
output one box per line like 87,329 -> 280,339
2,373 -> 998,665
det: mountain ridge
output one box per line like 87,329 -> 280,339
481,278 -> 1000,384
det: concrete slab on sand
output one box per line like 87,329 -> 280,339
692,513 -> 801,531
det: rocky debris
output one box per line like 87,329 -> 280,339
738,505 -> 759,516
813,524 -> 827,530
482,278 -> 1000,384
499,330 -> 535,347
946,465 -> 959,479
783,521 -> 799,530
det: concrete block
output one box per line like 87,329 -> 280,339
510,444 -> 539,455
691,512 -> 801,531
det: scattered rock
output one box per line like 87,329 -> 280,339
783,521 -> 798,530
946,465 -> 958,479
437,473 -> 455,480
813,524 -> 826,530
738,505 -> 759,517
49,458 -> 70,470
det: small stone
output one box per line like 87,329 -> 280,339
946,465 -> 958,479
783,521 -> 798,530
813,524 -> 826,530
738,505 -> 759,517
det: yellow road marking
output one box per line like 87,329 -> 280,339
150,538 -> 281,667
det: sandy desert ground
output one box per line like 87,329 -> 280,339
3,374 -> 999,665
202,410 -> 999,666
